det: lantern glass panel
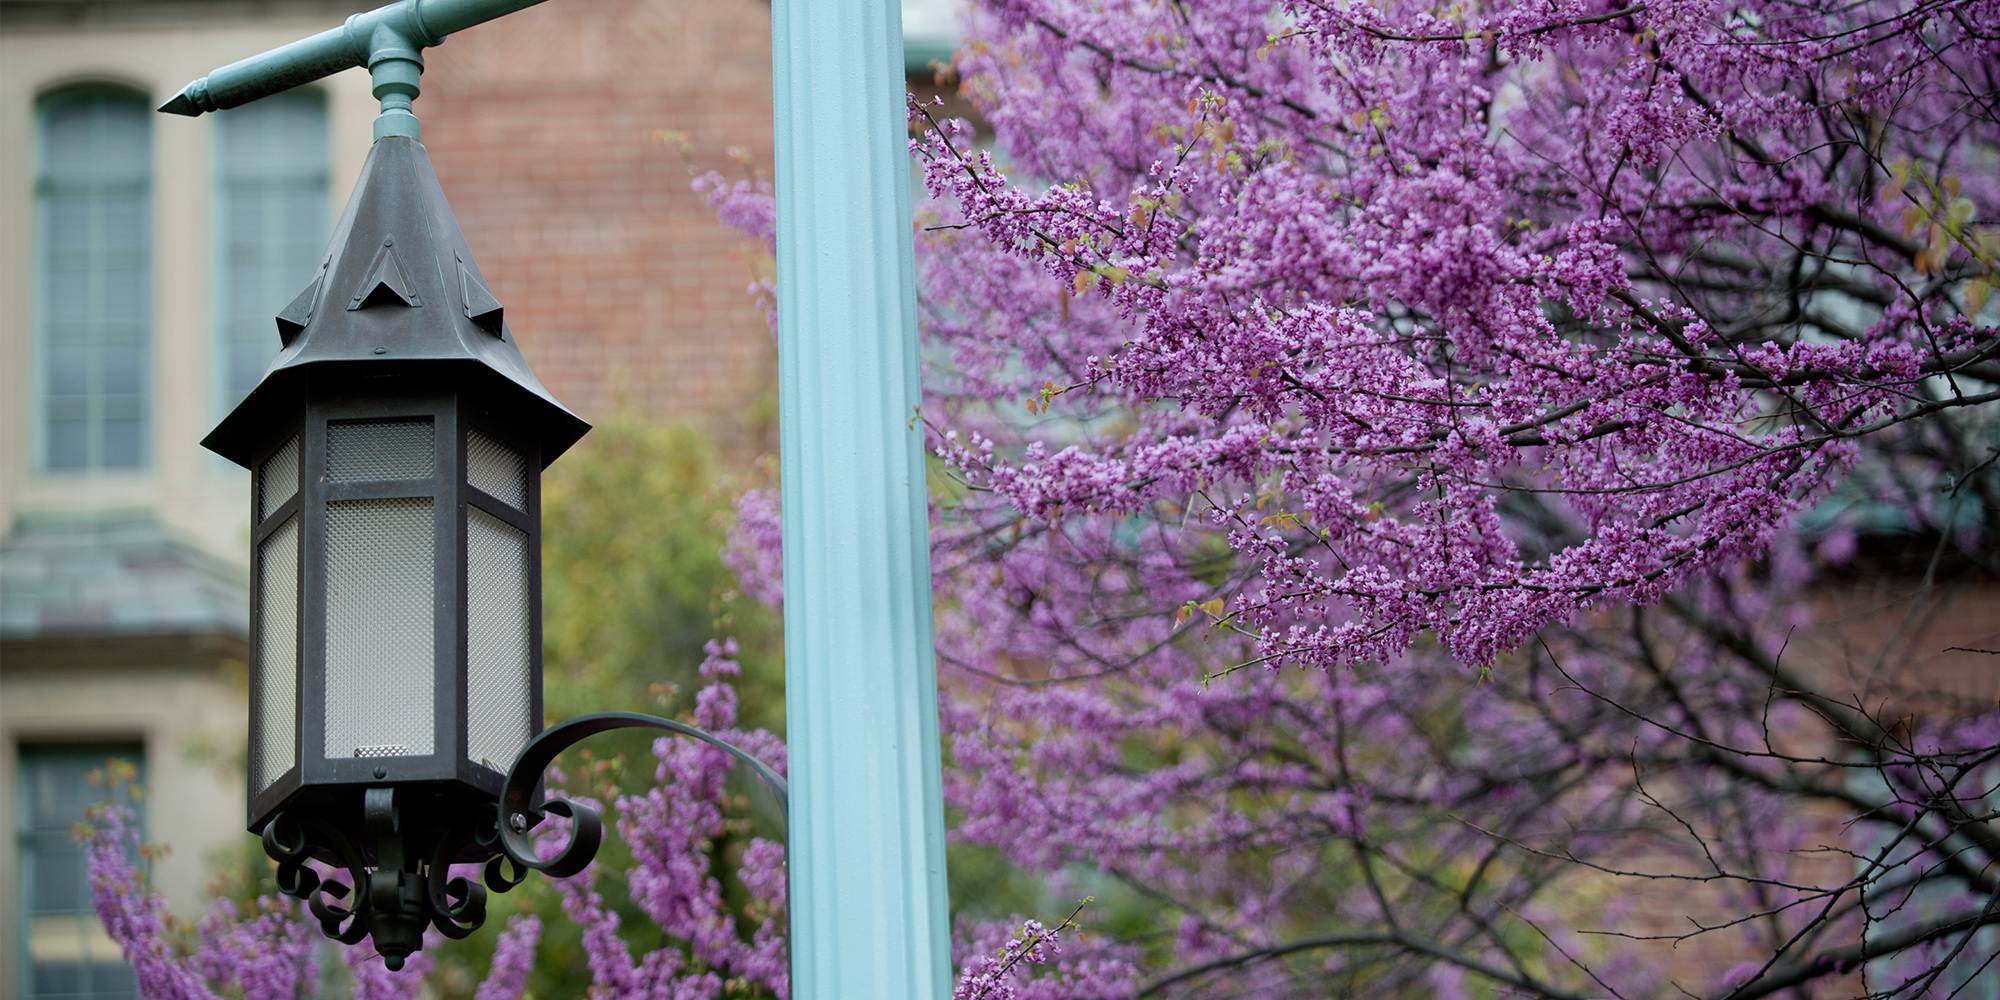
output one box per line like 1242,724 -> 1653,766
259,436 -> 299,519
467,428 -> 527,510
466,506 -> 532,771
255,513 -> 299,790
327,417 -> 434,481
324,496 -> 435,759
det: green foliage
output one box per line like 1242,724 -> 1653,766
540,414 -> 783,733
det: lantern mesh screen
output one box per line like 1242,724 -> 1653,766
327,417 -> 434,482
467,428 -> 528,511
255,514 -> 299,790
324,497 -> 435,758
466,507 -> 533,771
258,435 -> 299,520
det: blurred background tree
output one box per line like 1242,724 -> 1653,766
538,413 -> 782,734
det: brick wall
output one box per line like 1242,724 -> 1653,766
417,0 -> 780,457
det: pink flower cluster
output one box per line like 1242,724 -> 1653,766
953,916 -> 1136,1000
893,0 -> 2000,668
85,801 -> 318,1000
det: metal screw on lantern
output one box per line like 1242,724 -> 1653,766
177,0 -> 787,972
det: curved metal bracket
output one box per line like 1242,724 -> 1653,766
424,818 -> 488,939
263,810 -> 374,945
493,712 -> 788,883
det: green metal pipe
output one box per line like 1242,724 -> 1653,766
157,0 -> 551,139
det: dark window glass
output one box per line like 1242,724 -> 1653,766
16,745 -> 144,1000
216,91 -> 329,406
36,90 -> 151,472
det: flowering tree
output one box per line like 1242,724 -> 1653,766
906,0 -> 1997,670
724,0 -> 2000,992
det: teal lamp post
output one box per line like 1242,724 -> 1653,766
162,0 -> 950,993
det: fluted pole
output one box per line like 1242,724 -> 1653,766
772,0 -> 951,995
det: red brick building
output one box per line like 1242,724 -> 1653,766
420,0 -> 782,456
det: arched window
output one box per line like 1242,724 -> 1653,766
36,87 -> 152,472
215,90 -> 330,408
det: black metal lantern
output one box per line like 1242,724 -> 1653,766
205,135 -> 591,966
209,134 -> 590,823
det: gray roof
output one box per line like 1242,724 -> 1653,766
0,511 -> 248,641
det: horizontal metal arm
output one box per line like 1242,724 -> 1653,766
158,0 -> 553,135
158,23 -> 355,116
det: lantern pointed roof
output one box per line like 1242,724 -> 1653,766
204,135 -> 588,468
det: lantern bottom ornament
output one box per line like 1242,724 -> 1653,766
258,712 -> 788,970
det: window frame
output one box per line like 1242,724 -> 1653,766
31,84 -> 156,476
13,742 -> 145,1000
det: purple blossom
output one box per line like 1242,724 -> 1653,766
473,915 -> 543,1000
711,0 -> 2000,991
